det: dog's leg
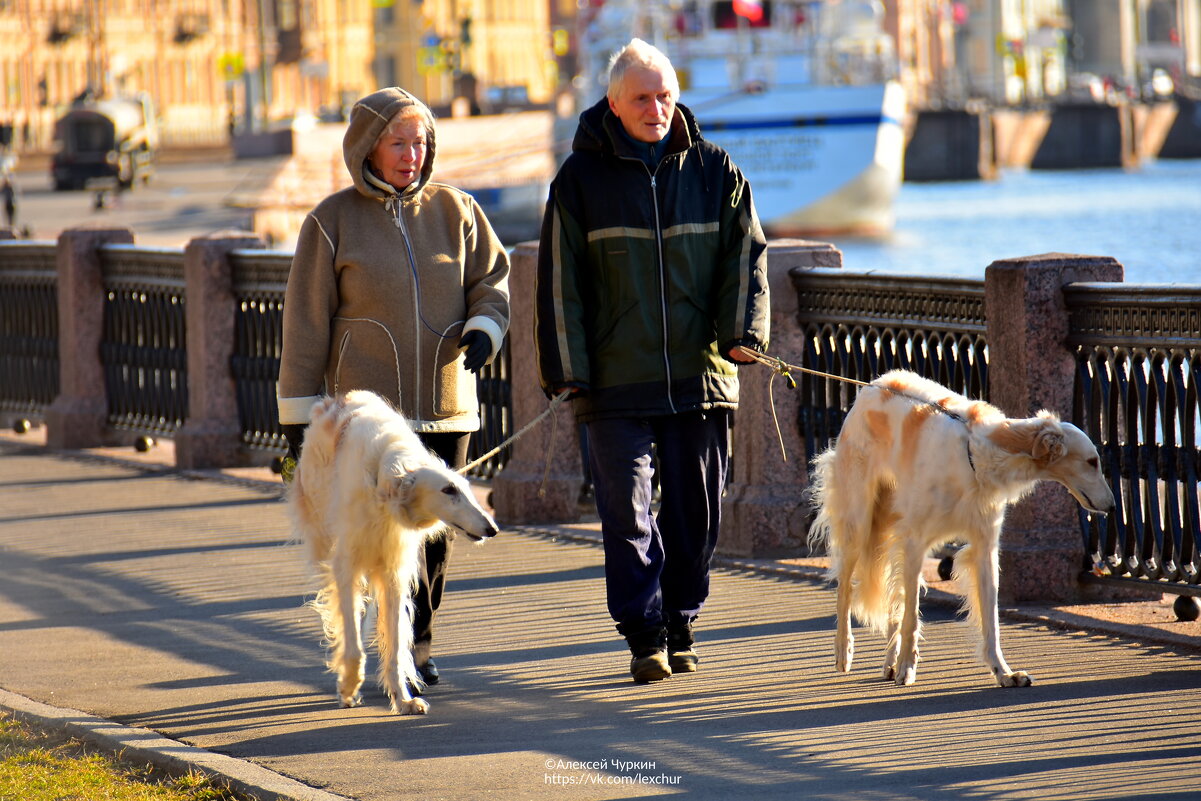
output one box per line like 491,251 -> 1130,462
330,560 -> 366,708
375,569 -> 428,715
892,540 -> 926,686
966,536 -> 1032,688
880,619 -> 900,681
834,547 -> 857,673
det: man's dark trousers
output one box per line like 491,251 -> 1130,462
585,410 -> 731,644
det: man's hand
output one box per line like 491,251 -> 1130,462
727,345 -> 758,363
460,330 -> 490,374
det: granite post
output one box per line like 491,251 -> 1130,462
44,226 -> 135,449
174,231 -> 265,469
490,242 -> 585,524
984,253 -> 1124,602
719,240 -> 842,557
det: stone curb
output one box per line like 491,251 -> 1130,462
0,688 -> 350,801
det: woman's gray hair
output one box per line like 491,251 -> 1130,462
606,38 -> 679,102
375,101 -> 437,149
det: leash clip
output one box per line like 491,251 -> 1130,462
774,357 -> 797,390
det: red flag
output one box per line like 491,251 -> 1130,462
732,0 -> 764,23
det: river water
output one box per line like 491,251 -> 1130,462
827,158 -> 1201,284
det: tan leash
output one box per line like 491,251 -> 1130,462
739,350 -> 872,463
458,389 -> 573,477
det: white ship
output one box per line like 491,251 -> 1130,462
577,0 -> 907,236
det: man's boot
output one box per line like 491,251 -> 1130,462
626,627 -> 670,683
667,620 -> 698,674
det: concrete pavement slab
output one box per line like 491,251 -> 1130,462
3,441 -> 1201,800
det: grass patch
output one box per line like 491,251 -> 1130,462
0,711 -> 252,801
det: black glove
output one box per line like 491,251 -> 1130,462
459,330 -> 490,374
282,423 -> 307,460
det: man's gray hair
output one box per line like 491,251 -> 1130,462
606,38 -> 679,102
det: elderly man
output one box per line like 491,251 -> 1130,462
535,39 -> 770,683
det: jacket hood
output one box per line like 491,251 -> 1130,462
343,87 -> 437,200
572,96 -> 699,158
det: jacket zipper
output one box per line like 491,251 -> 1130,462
395,199 -> 421,414
648,167 -> 676,414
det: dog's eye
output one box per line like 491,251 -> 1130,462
1087,457 -> 1099,469
441,485 -> 459,496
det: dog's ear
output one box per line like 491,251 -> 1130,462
1030,417 -> 1067,465
376,469 -> 417,505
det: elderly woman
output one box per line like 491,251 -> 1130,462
278,87 -> 510,688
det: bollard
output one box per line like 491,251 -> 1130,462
719,240 -> 842,557
490,242 -> 585,524
174,231 -> 265,469
44,226 -> 135,449
984,252 -> 1124,602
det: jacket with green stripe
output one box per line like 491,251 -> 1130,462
535,97 -> 770,422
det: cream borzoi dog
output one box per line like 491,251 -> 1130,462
809,370 -> 1114,688
288,390 -> 499,715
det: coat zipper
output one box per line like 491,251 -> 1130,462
395,200 -> 421,414
648,167 -> 676,414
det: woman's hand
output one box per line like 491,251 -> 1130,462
459,330 -> 490,373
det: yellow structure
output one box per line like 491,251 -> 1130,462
1,0 -> 557,155
373,0 -> 555,112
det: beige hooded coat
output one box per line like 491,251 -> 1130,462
278,88 -> 510,432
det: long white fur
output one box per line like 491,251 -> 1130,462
288,390 -> 499,715
808,370 -> 1114,688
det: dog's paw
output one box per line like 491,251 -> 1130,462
996,670 -> 1033,688
393,697 -> 429,715
894,661 -> 917,686
339,693 -> 362,708
835,639 -> 854,672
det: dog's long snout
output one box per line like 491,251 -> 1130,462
457,518 -> 499,541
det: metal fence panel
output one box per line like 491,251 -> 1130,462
1067,283 -> 1201,595
99,245 -> 188,435
791,269 -> 989,463
0,242 -> 58,420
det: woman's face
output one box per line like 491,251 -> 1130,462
369,116 -> 427,190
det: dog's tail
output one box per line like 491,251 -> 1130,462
806,448 -> 836,558
808,440 -> 898,633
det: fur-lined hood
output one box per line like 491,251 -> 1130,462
343,87 -> 437,200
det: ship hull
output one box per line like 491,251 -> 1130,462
690,81 -> 907,237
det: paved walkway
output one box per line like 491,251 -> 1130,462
2,437 -> 1201,800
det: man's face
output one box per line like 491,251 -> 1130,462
609,65 -> 677,143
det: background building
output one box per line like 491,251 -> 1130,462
1,0 -> 555,155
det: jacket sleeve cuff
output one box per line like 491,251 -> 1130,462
278,395 -> 322,425
463,316 -> 505,363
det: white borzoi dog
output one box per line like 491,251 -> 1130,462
808,370 -> 1114,688
288,390 -> 499,715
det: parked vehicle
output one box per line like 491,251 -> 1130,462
51,94 -> 158,191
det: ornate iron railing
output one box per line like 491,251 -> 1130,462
790,269 -> 989,462
1066,283 -> 1201,595
466,340 -> 513,480
99,245 -> 189,435
0,241 -> 59,422
230,249 -> 289,450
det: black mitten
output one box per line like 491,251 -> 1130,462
282,423 -> 306,460
460,330 -> 490,374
